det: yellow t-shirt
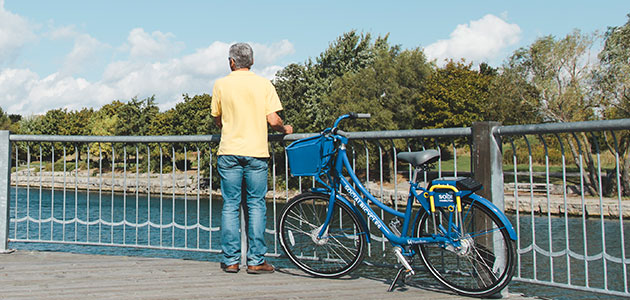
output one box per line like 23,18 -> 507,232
211,70 -> 283,158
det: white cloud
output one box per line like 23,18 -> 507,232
251,40 -> 295,66
125,28 -> 185,61
0,28 -> 294,115
424,14 -> 521,66
0,0 -> 37,64
0,3 -> 295,115
62,34 -> 109,76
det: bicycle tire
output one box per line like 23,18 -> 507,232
278,192 -> 367,278
414,196 -> 516,297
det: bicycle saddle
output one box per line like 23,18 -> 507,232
397,150 -> 440,168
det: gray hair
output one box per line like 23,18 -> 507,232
229,43 -> 254,69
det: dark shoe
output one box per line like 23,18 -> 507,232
247,261 -> 275,274
222,263 -> 239,273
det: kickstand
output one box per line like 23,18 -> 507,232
387,267 -> 407,292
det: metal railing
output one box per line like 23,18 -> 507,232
495,119 -> 630,297
0,119 -> 629,297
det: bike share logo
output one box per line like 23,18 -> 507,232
437,193 -> 454,203
342,183 -> 383,230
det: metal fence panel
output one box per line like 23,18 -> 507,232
1,119 -> 629,297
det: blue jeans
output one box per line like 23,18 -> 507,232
218,155 -> 268,266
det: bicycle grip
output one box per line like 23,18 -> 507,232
349,112 -> 371,119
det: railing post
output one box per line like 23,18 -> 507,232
472,121 -> 504,210
472,121 -> 506,296
0,130 -> 12,253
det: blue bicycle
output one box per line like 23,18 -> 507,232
278,113 -> 517,297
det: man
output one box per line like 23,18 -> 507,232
211,43 -> 293,274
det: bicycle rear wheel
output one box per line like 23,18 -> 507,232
278,192 -> 367,278
414,196 -> 516,297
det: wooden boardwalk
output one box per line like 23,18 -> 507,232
0,250 -> 537,300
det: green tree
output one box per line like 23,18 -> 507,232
417,60 -> 489,129
596,14 -> 630,195
328,46 -> 431,132
115,96 -> 159,136
0,107 -> 11,130
485,63 -> 541,125
275,31 -> 387,133
326,46 -> 432,182
88,101 -> 123,163
162,93 -> 214,135
507,30 -> 600,122
505,30 -> 602,195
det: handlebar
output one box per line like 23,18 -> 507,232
326,113 -> 370,139
332,112 -> 371,128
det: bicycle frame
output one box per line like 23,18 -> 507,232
313,135 -> 454,249
309,113 -> 517,251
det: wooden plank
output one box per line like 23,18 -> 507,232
0,250 -> 535,300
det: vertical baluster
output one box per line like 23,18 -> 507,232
610,132 -> 628,293
111,145 -> 115,244
98,144 -> 102,244
50,146 -> 54,241
284,146 -> 289,202
555,133 -> 571,285
435,140 -> 441,178
523,135 -> 536,280
271,146 -> 277,254
591,133 -> 608,290
196,147 -> 200,249
62,146 -> 66,242
13,143 -> 18,239
147,144 -> 151,246
363,140 -> 371,257
87,145 -> 90,242
38,146 -> 42,240
74,145 -> 78,242
171,146 -> 175,248
208,147 -> 216,250
571,132 -> 589,287
452,140 -> 457,177
159,145 -> 163,248
391,140 -> 398,211
123,146 -> 127,244
378,143 -> 385,253
184,145 -> 188,248
538,134 -> 554,282
135,145 -> 139,245
508,139 -> 521,279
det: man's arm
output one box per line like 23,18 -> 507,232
214,116 -> 222,129
267,112 -> 293,134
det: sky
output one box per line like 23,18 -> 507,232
0,0 -> 628,116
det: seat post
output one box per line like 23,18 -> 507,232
411,168 -> 420,184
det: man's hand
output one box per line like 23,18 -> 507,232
214,116 -> 222,129
267,112 -> 293,134
282,124 -> 293,134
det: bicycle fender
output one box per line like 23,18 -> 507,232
309,188 -> 372,244
468,193 -> 517,241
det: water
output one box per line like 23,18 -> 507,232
7,187 -> 629,299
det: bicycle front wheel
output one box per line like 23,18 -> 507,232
414,196 -> 516,297
278,192 -> 367,278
